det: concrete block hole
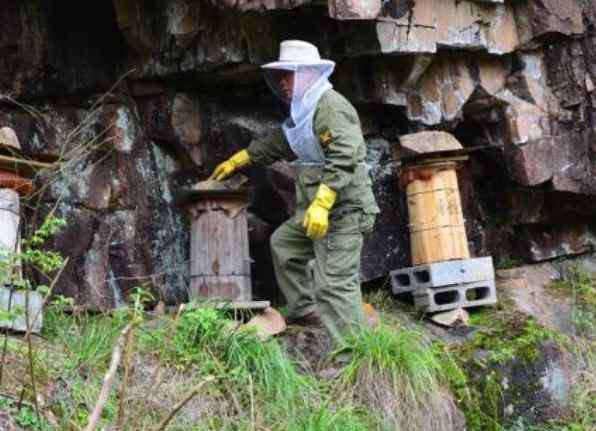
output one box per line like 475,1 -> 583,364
413,269 -> 430,283
435,290 -> 460,305
395,273 -> 411,287
465,286 -> 491,301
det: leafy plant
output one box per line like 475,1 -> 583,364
0,395 -> 50,430
288,405 -> 371,431
0,215 -> 66,291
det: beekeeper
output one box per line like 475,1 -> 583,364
209,40 -> 379,344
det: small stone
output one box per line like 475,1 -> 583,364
0,127 -> 21,151
429,308 -> 470,327
154,300 -> 166,315
399,131 -> 463,155
363,302 -> 380,328
242,306 -> 286,340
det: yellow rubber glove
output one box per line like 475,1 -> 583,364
302,183 -> 337,240
208,149 -> 251,181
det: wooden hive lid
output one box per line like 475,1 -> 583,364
0,127 -> 21,152
0,127 -> 59,177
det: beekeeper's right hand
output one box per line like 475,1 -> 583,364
208,149 -> 251,181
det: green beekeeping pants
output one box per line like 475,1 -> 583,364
271,211 -> 374,345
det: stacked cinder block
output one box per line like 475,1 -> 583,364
390,256 -> 497,312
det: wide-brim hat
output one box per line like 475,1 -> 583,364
261,40 -> 335,70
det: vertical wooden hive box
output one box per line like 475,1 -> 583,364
404,162 -> 469,265
1,127 -> 47,333
181,188 -> 252,302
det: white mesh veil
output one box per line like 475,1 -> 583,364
263,61 -> 335,162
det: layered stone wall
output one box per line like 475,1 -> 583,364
0,0 -> 594,308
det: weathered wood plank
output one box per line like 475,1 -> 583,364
187,196 -> 252,301
406,165 -> 469,265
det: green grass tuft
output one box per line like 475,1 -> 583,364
338,325 -> 463,431
43,308 -> 128,373
287,405 -> 372,431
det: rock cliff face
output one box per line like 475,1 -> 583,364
1,0 -> 595,308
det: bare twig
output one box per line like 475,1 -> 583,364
115,327 -> 135,430
17,255 -> 70,413
249,374 -> 255,430
0,287 -> 14,385
152,376 -> 215,431
24,291 -> 41,424
83,323 -> 133,431
29,257 -> 70,328
16,385 -> 25,409
36,392 -> 60,428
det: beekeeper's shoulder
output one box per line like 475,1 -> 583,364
316,89 -> 358,121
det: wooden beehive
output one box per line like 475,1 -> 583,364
180,188 -> 252,302
403,161 -> 469,265
0,188 -> 21,283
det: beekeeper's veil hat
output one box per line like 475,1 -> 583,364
262,40 -> 335,126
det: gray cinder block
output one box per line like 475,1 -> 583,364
390,256 -> 494,294
0,287 -> 43,333
412,279 -> 497,313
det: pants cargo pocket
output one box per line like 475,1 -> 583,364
359,213 -> 377,234
324,230 -> 363,276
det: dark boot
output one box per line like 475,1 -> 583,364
287,311 -> 322,327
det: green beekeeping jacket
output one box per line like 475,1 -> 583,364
247,89 -> 380,223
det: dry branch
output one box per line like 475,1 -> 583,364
36,392 -> 59,428
17,257 -> 70,422
153,376 -> 215,431
83,323 -> 133,431
115,328 -> 135,430
29,256 -> 70,329
24,293 -> 41,423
